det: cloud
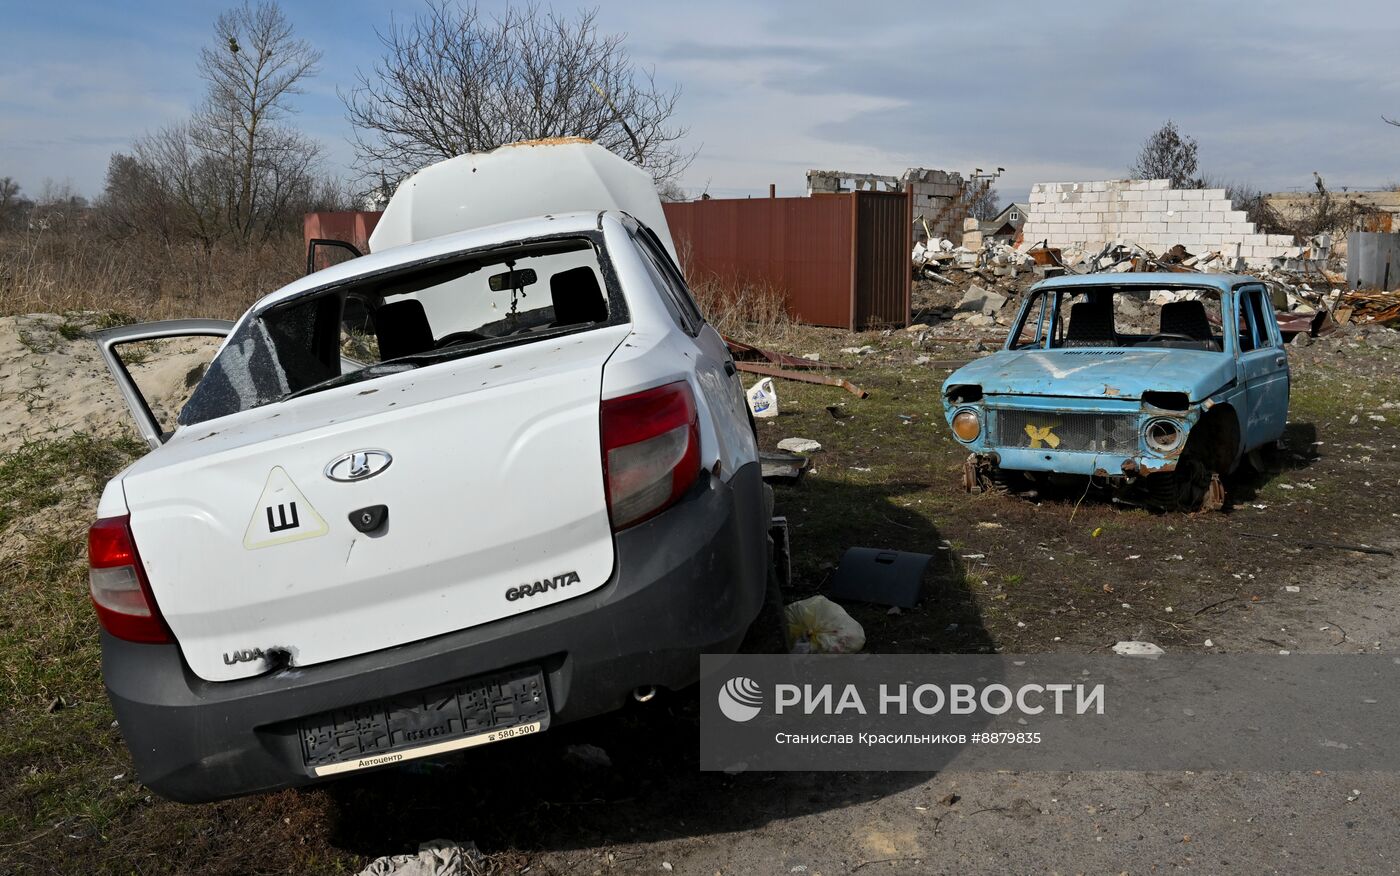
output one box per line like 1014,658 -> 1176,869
4,0 -> 1399,202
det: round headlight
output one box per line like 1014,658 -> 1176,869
1144,418 -> 1184,453
952,409 -> 981,442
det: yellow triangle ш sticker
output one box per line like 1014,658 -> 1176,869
244,466 -> 329,549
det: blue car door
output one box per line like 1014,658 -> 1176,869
1235,284 -> 1289,448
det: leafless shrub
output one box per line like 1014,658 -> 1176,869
685,274 -> 792,345
0,228 -> 303,320
1268,173 -> 1385,239
342,1 -> 692,187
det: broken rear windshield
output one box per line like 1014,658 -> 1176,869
178,235 -> 622,427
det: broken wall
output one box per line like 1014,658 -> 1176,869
1023,179 -> 1298,267
808,167 -> 966,242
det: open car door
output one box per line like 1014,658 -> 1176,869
90,319 -> 234,451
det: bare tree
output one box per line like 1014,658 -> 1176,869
0,177 -> 31,230
1130,120 -> 1200,189
961,184 -> 1000,221
197,1 -> 323,241
342,2 -> 692,186
104,1 -> 329,246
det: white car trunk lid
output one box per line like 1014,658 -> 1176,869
122,327 -> 628,681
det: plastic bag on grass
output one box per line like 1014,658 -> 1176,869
784,595 -> 865,654
747,377 -> 779,418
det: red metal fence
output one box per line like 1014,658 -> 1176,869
306,191 -> 911,330
662,190 -> 911,330
304,212 -> 381,260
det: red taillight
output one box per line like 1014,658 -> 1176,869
88,515 -> 170,644
600,381 -> 701,530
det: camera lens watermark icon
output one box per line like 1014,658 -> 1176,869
718,676 -> 764,723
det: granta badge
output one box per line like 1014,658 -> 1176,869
506,571 -> 582,601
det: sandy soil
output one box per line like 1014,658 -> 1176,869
0,314 -> 219,452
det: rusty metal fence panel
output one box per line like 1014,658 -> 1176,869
306,200 -> 911,329
304,212 -> 381,261
853,190 -> 913,329
663,193 -> 910,330
663,196 -> 854,328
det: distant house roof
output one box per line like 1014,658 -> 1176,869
993,202 -> 1029,226
980,203 -> 1029,238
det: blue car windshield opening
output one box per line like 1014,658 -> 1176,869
1011,287 -> 1226,352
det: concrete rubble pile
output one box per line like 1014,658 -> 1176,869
910,209 -> 1400,337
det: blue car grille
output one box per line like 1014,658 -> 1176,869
993,409 -> 1138,455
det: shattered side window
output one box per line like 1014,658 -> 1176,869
179,295 -> 342,426
177,318 -> 290,427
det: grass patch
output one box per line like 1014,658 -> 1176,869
0,435 -> 376,873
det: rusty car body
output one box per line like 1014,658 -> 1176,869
941,273 -> 1289,510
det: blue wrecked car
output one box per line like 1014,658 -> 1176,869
941,273 -> 1290,511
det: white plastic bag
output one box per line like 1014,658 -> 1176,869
746,377 -> 779,418
784,595 -> 865,654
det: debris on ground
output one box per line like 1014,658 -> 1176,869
357,839 -> 489,876
747,377 -> 779,418
726,336 -> 833,370
760,450 -> 809,482
956,284 -> 1007,316
777,437 -> 822,454
828,547 -> 932,608
785,595 -> 866,654
563,743 -> 613,770
736,362 -> 869,398
1112,641 -> 1166,658
907,224 -> 1400,357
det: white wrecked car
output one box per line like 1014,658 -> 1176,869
88,141 -> 769,802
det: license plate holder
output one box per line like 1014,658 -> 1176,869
300,666 -> 549,776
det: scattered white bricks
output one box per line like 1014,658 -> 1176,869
1022,179 -> 1300,268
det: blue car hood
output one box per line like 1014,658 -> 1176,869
943,349 -> 1234,402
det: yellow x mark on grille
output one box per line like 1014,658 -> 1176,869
1024,424 -> 1061,449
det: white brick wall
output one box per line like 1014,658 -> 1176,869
1023,179 -> 1300,267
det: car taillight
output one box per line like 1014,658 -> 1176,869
88,515 -> 170,644
601,381 -> 701,530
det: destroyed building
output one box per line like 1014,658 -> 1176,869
1022,179 -> 1299,268
807,168 -> 967,242
1265,188 -> 1400,234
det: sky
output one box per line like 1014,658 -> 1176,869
2,0 -> 1398,208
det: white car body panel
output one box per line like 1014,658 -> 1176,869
597,220 -> 756,480
94,148 -> 756,685
122,324 -> 629,682
370,140 -> 678,261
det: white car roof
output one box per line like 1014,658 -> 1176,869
369,139 -> 677,261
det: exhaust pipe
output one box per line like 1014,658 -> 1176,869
632,685 -> 657,703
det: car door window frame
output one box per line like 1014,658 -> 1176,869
631,227 -> 704,337
1238,286 -> 1274,353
